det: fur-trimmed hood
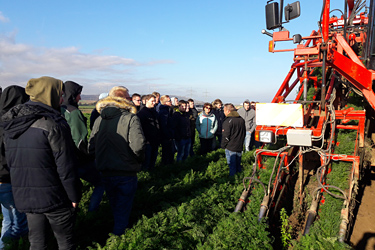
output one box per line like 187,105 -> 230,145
96,96 -> 137,114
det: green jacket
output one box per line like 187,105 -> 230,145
61,81 -> 88,150
88,96 -> 145,177
61,108 -> 88,148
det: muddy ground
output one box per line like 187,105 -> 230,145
350,166 -> 375,250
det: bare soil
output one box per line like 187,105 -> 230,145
350,166 -> 375,250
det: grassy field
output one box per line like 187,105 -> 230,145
79,105 -> 96,114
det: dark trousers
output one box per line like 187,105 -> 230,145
142,144 -> 159,171
161,139 -> 174,164
103,176 -> 137,236
190,132 -> 196,156
212,134 -> 222,150
78,160 -> 104,212
26,207 -> 76,250
200,138 -> 214,155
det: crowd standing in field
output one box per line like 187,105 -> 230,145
0,76 -> 260,249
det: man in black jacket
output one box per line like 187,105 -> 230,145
137,94 -> 160,170
172,100 -> 191,162
222,103 -> 246,176
158,95 -> 175,165
187,99 -> 198,156
2,76 -> 82,249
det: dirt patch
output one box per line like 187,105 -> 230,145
288,168 -> 316,240
350,167 -> 375,250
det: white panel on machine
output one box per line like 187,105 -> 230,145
286,129 -> 312,146
256,103 -> 303,127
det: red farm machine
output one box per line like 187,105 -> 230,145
236,0 -> 375,244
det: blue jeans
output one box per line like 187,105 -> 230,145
142,144 -> 159,171
225,149 -> 242,176
103,176 -> 138,235
176,138 -> 191,162
244,131 -> 252,151
0,183 -> 28,249
78,160 -> 105,212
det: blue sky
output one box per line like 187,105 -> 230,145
0,1 -> 348,104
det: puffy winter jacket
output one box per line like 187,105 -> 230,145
196,111 -> 218,139
0,86 -> 29,183
2,101 -> 81,213
89,96 -> 145,177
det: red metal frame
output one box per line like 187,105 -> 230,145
254,0 -> 371,224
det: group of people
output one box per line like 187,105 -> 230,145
0,76 -> 260,249
127,93 -> 259,177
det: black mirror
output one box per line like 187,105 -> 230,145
266,2 -> 280,30
285,1 -> 301,22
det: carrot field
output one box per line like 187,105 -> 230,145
0,113 -> 354,249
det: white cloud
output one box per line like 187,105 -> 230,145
0,12 -> 9,23
0,34 -> 175,94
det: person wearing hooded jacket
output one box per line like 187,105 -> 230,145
196,103 -> 218,154
61,81 -> 87,147
61,81 -> 104,212
88,86 -> 145,236
237,99 -> 256,151
1,76 -> 82,250
0,86 -> 29,249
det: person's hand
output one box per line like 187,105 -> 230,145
72,202 -> 78,208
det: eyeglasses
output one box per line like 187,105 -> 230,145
205,107 -> 211,110
134,99 -> 141,102
166,100 -> 171,103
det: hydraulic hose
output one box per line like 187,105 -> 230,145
234,176 -> 266,213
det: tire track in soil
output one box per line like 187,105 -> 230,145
350,166 -> 375,250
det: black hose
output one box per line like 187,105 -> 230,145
313,184 -> 348,200
234,177 -> 267,213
